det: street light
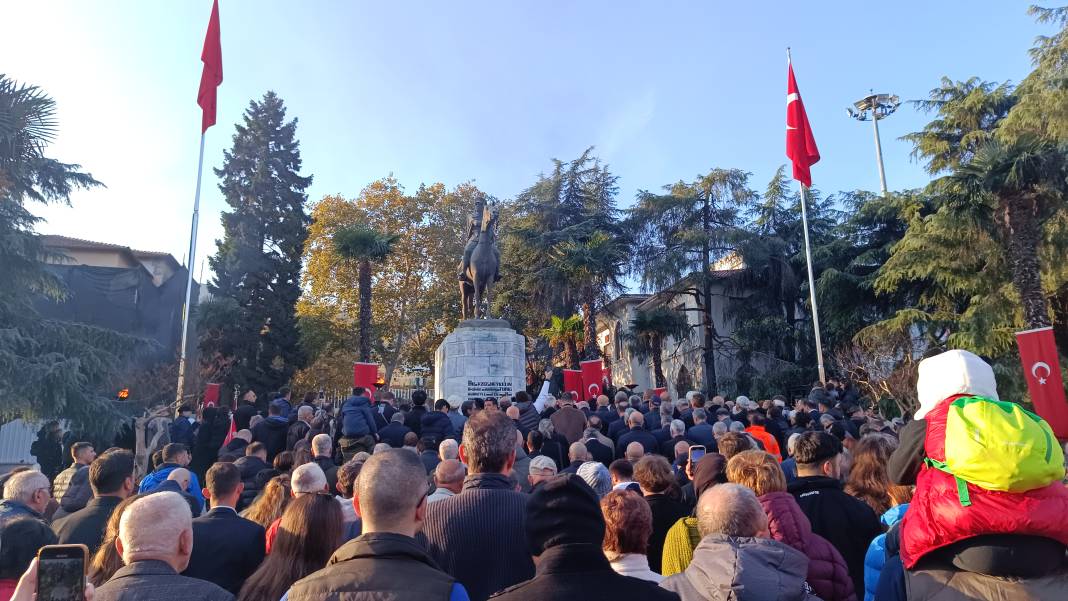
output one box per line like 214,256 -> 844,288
847,92 -> 900,195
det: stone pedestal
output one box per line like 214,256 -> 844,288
434,319 -> 526,404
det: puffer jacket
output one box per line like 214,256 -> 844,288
420,410 -> 455,445
863,503 -> 908,601
759,491 -> 856,601
660,534 -> 819,601
233,455 -> 271,509
53,464 -> 92,514
341,395 -> 378,438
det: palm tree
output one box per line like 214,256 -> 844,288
540,314 -> 584,369
551,231 -> 627,360
626,307 -> 692,388
333,225 -> 399,362
944,136 -> 1068,328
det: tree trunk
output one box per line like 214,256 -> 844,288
652,336 -> 666,388
565,339 -> 580,370
1004,196 -> 1051,328
582,293 -> 599,360
701,193 -> 719,394
358,259 -> 373,362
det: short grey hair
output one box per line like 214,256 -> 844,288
538,419 -> 555,437
297,405 -> 314,420
434,459 -> 466,485
2,470 -> 49,503
693,408 -> 708,423
291,462 -> 328,494
312,433 -> 332,456
669,419 -> 686,437
568,442 -> 589,462
660,401 -> 674,418
712,421 -> 728,435
373,443 -> 392,455
729,421 -> 746,433
357,449 -> 428,529
787,432 -> 802,455
577,462 -> 611,498
696,483 -> 766,538
462,411 -> 517,474
391,412 -> 405,424
614,391 -> 629,403
119,492 -> 191,562
628,395 -> 642,406
439,438 -> 459,461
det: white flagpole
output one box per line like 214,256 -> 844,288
175,132 -> 207,406
798,183 -> 826,384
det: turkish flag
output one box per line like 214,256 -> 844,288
221,414 -> 236,447
353,362 -> 378,395
203,382 -> 220,407
786,57 -> 820,187
1016,327 -> 1068,438
580,360 -> 604,402
563,370 -> 583,401
198,0 -> 223,133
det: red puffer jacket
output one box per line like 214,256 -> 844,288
760,491 -> 857,601
900,395 -> 1068,568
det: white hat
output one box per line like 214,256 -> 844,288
447,394 -> 463,409
529,455 -> 558,475
915,350 -> 998,420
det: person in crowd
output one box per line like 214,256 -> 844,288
435,438 -> 457,462
221,429 -> 252,458
727,450 -> 855,601
635,455 -> 690,573
423,411 -> 533,601
273,450 -> 296,474
184,463 -> 265,595
527,455 -> 558,490
716,431 -> 754,461
745,413 -> 781,460
863,488 -> 911,601
662,453 -> 728,576
93,492 -> 232,601
609,459 -> 640,492
781,433 -> 802,481
421,399 -> 456,445
170,405 -> 198,447
399,432 -> 418,454
372,442 -> 391,455
577,461 -> 612,498
561,442 -> 589,475
284,449 -> 470,600
550,394 -> 587,444
652,402 -> 675,444
419,436 -> 441,474
84,494 -> 141,588
309,434 -> 338,494
52,441 -> 96,518
446,395 -> 467,434
339,386 -> 379,459
53,449 -> 135,553
0,517 -> 57,599
607,401 -> 631,441
233,390 -> 259,431
491,475 -> 677,601
265,463 -> 329,553
505,404 -> 523,435
625,441 -> 646,464
429,459 -> 466,503
237,492 -> 342,601
286,405 -> 314,451
844,434 -> 899,516
379,412 -> 412,448
538,419 -> 569,467
686,409 -> 715,449
582,426 -> 614,468
240,475 -> 291,530
191,407 -> 232,481
0,471 -> 51,524
600,489 -> 662,583
30,422 -> 64,480
661,483 -> 817,601
333,458 -> 363,528
233,442 -> 271,510
510,431 -> 532,492
403,390 -> 429,437
660,420 -> 688,458
617,411 -> 658,458
527,430 -> 561,471
146,468 -> 201,518
788,431 -> 880,596
138,443 -> 205,507
252,403 -> 291,461
248,414 -> 264,431
271,387 -> 294,420
512,386 -> 544,437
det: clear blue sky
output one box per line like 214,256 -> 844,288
1,1 -> 1050,281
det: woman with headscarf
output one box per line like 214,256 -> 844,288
659,453 -> 727,576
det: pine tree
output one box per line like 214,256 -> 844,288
203,91 -> 311,395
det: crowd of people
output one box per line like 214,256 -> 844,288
2,349 -> 1067,600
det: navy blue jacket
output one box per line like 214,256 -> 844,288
686,423 -> 716,448
379,422 -> 412,448
615,427 -> 659,458
169,417 -> 197,446
421,410 -> 455,444
341,395 -> 378,437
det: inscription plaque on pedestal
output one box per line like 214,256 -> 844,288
434,319 -> 526,405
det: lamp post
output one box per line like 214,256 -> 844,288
847,92 -> 900,195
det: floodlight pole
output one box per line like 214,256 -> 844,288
871,108 -> 888,196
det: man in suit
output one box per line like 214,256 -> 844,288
659,419 -> 689,458
615,411 -> 659,458
686,408 -> 717,448
582,427 -> 614,467
94,492 -> 233,601
53,449 -> 135,553
606,402 -> 631,442
311,433 -> 339,493
183,462 -> 265,595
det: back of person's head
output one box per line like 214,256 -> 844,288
600,489 -> 653,560
357,449 -> 429,533
729,421 -> 745,433
274,450 -> 295,473
291,462 -> 328,495
625,441 -> 645,463
2,470 -> 49,506
439,438 -> 459,460
246,441 -> 267,459
712,421 -> 728,436
845,434 -> 899,515
311,433 -> 332,457
267,402 -> 283,416
279,386 -> 292,399
717,432 -> 754,460
526,429 -> 544,450
633,455 -> 674,495
119,492 -> 192,568
162,443 -> 188,464
693,408 -> 707,424
390,411 -> 405,424
90,450 -> 135,496
608,459 -> 633,483
151,450 -> 164,471
88,494 -> 142,586
749,412 -> 766,426
670,419 -> 685,437
336,459 -> 364,499
461,410 -> 516,475
206,462 -> 242,501
411,390 -> 428,407
577,462 -> 611,498
628,411 -> 645,428
786,433 -> 802,456
505,405 -> 520,420
793,431 -> 842,471
0,517 -> 57,580
674,440 -> 690,461
793,410 -> 812,429
241,475 -> 291,529
403,432 -> 419,447
568,442 -> 588,462
296,405 -> 313,422
525,475 -> 605,556
435,398 -> 451,412
373,442 -> 392,455
72,441 -> 94,462
726,450 -> 787,496
435,459 -> 466,488
696,483 -> 768,538
692,392 -> 706,408
166,467 -> 191,491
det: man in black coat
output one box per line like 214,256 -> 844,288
489,474 -> 677,601
615,412 -> 659,459
659,420 -> 689,459
53,449 -> 136,553
232,442 -> 270,510
183,463 -> 265,595
788,431 -> 881,596
310,433 -> 339,494
251,403 -> 290,460
581,428 -> 614,467
404,390 -> 430,437
606,402 -> 631,442
378,412 -> 413,448
232,390 -> 259,431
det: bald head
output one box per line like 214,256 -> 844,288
628,411 -> 645,428
234,429 -> 252,443
674,440 -> 690,460
625,442 -> 645,463
568,442 -> 589,463
118,492 -> 193,571
356,449 -> 430,536
506,405 -> 520,420
167,467 -> 191,491
696,483 -> 768,538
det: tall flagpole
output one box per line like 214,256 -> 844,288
798,183 -> 826,384
175,132 -> 207,406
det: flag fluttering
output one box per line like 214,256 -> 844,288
786,55 -> 820,187
1016,327 -> 1068,438
198,0 -> 223,133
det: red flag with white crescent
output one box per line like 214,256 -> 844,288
563,370 -> 583,401
1016,327 -> 1068,438
786,55 -> 820,187
580,360 -> 604,402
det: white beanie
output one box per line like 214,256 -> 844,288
447,394 -> 463,409
915,349 -> 999,420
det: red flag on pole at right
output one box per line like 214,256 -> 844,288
1016,327 -> 1068,438
786,54 -> 820,187
198,0 -> 223,133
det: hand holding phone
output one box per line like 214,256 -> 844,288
688,445 -> 706,466
35,544 -> 88,601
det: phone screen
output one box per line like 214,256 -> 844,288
37,546 -> 86,601
689,447 -> 706,464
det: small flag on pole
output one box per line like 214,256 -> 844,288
786,53 -> 820,187
198,0 -> 223,133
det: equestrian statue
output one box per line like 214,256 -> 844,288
458,198 -> 500,319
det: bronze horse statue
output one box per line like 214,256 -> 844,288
460,203 -> 500,319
